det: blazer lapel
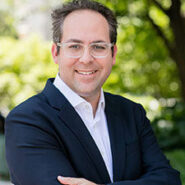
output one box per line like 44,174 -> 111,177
42,79 -> 111,183
105,93 -> 126,182
58,103 -> 111,183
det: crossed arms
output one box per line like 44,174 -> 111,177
5,99 -> 181,185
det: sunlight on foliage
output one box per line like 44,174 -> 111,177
149,6 -> 170,28
158,0 -> 171,9
0,35 -> 57,114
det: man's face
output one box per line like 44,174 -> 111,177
52,10 -> 117,101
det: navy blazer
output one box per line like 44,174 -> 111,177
5,78 -> 181,185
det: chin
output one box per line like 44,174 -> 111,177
78,89 -> 100,99
78,91 -> 93,98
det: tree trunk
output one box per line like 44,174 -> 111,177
170,51 -> 185,101
168,0 -> 185,101
149,0 -> 185,101
176,60 -> 185,101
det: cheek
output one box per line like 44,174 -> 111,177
58,60 -> 76,79
103,59 -> 114,71
58,57 -> 75,70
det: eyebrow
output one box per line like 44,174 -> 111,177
91,40 -> 107,43
65,39 -> 83,43
64,39 -> 107,43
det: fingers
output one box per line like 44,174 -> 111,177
57,176 -> 83,185
57,176 -> 96,185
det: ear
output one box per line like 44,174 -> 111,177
51,43 -> 59,64
112,45 -> 117,65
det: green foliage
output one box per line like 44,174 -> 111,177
0,0 -> 18,38
99,0 -> 181,99
165,149 -> 185,185
104,15 -> 180,98
0,36 -> 57,112
0,1 -> 184,149
0,0 -> 184,182
152,100 -> 185,150
0,11 -> 17,38
0,134 -> 9,180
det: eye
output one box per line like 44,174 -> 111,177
69,44 -> 81,49
93,44 -> 106,50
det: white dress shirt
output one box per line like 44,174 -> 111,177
53,74 -> 113,182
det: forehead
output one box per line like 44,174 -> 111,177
62,10 -> 110,42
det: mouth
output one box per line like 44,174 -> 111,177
75,70 -> 97,75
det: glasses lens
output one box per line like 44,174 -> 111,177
90,43 -> 110,57
60,42 -> 112,58
64,43 -> 83,57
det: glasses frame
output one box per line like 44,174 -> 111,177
56,42 -> 114,58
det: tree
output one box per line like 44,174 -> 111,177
146,0 -> 185,100
0,36 -> 57,113
100,0 -> 185,101
0,11 -> 17,38
0,0 -> 18,38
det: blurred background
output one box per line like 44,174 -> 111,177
0,0 -> 185,184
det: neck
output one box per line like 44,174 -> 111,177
82,92 -> 101,117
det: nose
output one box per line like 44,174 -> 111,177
79,46 -> 93,63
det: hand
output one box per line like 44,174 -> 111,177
57,176 -> 98,185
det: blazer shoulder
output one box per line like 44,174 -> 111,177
6,92 -> 47,122
105,92 -> 142,109
104,92 -> 146,121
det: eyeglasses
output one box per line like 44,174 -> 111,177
57,42 -> 114,58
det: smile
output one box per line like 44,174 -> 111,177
76,70 -> 97,75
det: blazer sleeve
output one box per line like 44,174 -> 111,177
5,109 -> 78,185
108,104 -> 181,185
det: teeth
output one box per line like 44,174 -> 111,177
77,71 -> 96,75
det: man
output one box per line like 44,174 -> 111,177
5,0 -> 181,185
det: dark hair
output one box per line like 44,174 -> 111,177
51,0 -> 117,54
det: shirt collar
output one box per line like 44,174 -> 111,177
98,88 -> 105,111
53,73 -> 105,110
